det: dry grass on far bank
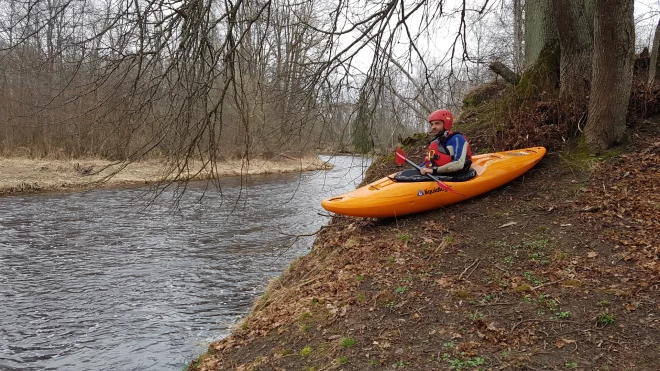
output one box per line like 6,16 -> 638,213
0,156 -> 332,196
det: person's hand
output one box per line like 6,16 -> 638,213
420,168 -> 433,175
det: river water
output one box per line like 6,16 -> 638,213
0,155 -> 370,371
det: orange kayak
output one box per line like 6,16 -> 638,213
321,147 -> 546,218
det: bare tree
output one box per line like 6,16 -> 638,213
2,0 -> 643,173
584,0 -> 634,152
524,0 -> 557,68
551,0 -> 594,135
513,0 -> 524,71
648,19 -> 660,85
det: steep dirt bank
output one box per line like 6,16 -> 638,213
0,156 -> 331,197
189,124 -> 658,371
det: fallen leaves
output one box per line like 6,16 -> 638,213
555,338 -> 576,349
576,136 -> 660,274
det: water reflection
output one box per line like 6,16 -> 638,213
0,155 -> 370,371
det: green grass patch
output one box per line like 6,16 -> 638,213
441,353 -> 486,370
469,312 -> 484,321
598,313 -> 615,326
395,286 -> 409,294
342,337 -> 355,348
480,293 -> 497,303
555,311 -> 572,319
397,233 -> 410,242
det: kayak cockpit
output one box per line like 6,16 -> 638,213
390,168 -> 477,183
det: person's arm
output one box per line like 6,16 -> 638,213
433,135 -> 469,174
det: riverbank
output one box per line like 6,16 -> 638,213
0,156 -> 332,196
189,124 -> 659,370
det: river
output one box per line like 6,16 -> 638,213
0,155 -> 370,371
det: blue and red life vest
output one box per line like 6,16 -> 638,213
424,132 -> 472,170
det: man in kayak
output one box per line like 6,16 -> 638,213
419,109 -> 472,175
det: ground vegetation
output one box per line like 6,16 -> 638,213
189,112 -> 659,371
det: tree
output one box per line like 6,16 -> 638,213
524,0 -> 557,68
523,0 -> 635,152
648,19 -> 660,85
0,0 -> 643,170
513,0 -> 524,72
550,0 -> 594,135
584,0 -> 634,152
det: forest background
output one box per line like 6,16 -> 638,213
1,0 -> 659,181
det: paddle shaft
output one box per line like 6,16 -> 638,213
395,148 -> 467,197
398,154 -> 447,184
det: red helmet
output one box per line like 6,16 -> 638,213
428,109 -> 453,130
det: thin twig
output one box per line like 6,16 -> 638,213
512,319 -> 579,332
278,226 -> 329,254
464,260 -> 481,280
532,280 -> 564,291
458,259 -> 480,280
477,302 -> 517,307
494,264 -> 508,272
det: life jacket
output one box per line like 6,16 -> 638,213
424,132 -> 472,169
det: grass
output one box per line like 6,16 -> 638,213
394,359 -> 413,368
0,156 -> 332,196
480,293 -> 497,303
496,238 -> 551,267
341,337 -> 355,348
300,346 -> 311,356
556,311 -> 572,319
469,311 -> 484,321
524,271 -> 542,286
441,353 -> 486,370
598,313 -> 615,326
395,286 -> 409,294
397,233 -> 410,242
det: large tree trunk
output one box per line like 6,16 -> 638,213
551,0 -> 594,135
648,19 -> 660,86
524,0 -> 558,68
584,0 -> 634,152
513,0 -> 524,72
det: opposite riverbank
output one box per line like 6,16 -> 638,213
0,155 -> 332,196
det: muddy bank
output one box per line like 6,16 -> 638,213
0,156 -> 332,196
